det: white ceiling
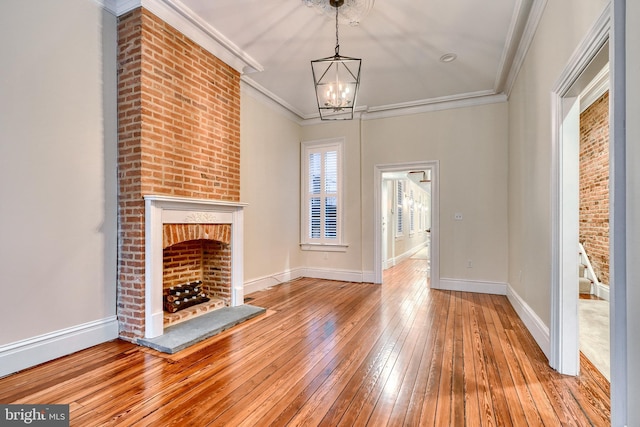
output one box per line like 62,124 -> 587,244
114,0 -> 540,120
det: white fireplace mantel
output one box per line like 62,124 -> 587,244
144,195 -> 247,339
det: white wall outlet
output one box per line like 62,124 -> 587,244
467,259 -> 473,268
454,212 -> 463,220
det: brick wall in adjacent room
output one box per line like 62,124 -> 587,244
579,91 -> 609,285
117,7 -> 241,340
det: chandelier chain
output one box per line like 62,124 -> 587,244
335,5 -> 340,56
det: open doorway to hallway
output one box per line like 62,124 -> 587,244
577,67 -> 611,381
381,170 -> 431,274
550,17 -> 613,389
373,161 -> 440,286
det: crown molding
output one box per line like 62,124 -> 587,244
360,92 -> 508,121
494,0 -> 533,93
241,80 -> 305,125
110,0 -> 263,74
97,0 -> 118,15
503,0 -> 548,97
580,62 -> 609,113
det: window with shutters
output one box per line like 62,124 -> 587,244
409,188 -> 415,234
396,180 -> 404,237
301,138 -> 347,251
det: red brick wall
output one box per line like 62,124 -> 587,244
203,241 -> 232,301
163,240 -> 231,302
579,91 -> 609,285
117,8 -> 241,340
163,240 -> 203,288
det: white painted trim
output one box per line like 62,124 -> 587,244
580,63 -> 610,112
144,196 -> 246,339
300,244 -> 348,252
0,317 -> 119,378
386,243 -> 429,269
436,278 -> 508,295
596,282 -> 610,301
361,271 -> 376,283
507,284 -> 551,359
374,161 -> 440,287
361,93 -> 507,121
244,268 -> 306,295
241,79 -> 306,124
244,267 -> 369,295
549,4 -> 611,376
98,0 -> 118,14
610,1 -> 628,423
113,0 -> 262,74
494,0 -> 531,92
504,0 -> 549,96
301,268 -> 367,283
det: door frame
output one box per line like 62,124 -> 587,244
550,0 -> 609,376
373,161 -> 440,286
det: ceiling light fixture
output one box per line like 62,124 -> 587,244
311,0 -> 362,120
303,0 -> 375,26
408,170 -> 432,191
439,53 -> 457,63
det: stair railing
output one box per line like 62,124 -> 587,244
578,242 -> 601,292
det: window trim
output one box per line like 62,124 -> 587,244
300,137 -> 347,251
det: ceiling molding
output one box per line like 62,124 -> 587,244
103,0 -> 533,123
112,0 -> 263,74
503,0 -> 549,97
241,80 -> 305,125
244,78 -> 508,124
494,0 -> 533,93
580,63 -> 609,112
361,92 -> 508,121
98,0 -> 118,15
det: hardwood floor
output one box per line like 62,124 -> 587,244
0,258 -> 610,426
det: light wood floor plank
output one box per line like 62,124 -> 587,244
0,257 -> 610,426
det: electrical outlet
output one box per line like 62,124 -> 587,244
454,212 -> 463,220
467,259 -> 473,268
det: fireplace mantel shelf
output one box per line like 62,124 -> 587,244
144,195 -> 248,209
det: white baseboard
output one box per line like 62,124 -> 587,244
301,267 -> 366,283
244,267 -> 371,295
243,268 -> 306,295
386,242 -> 428,268
0,316 -> 119,378
362,270 -> 376,283
595,282 -> 610,301
506,284 -> 550,359
436,278 -> 508,295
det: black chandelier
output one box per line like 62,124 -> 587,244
311,0 -> 362,120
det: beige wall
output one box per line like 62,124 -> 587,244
242,101 -> 509,286
0,0 -> 118,345
300,120 -> 365,274
240,90 -> 305,282
362,104 -> 509,282
508,0 -> 609,326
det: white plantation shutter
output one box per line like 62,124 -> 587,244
302,139 -> 344,247
396,180 -> 404,236
410,189 -> 415,233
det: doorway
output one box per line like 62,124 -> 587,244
373,161 -> 440,286
549,11 -> 611,377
